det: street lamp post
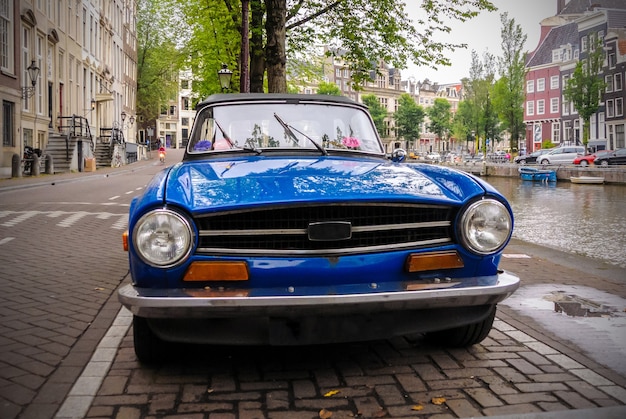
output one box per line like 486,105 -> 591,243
217,64 -> 233,92
21,60 -> 40,100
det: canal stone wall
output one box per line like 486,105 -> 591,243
442,162 -> 626,184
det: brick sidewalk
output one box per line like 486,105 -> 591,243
54,240 -> 626,418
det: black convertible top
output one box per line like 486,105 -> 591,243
195,93 -> 366,110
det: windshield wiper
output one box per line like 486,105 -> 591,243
273,113 -> 327,155
214,119 -> 235,149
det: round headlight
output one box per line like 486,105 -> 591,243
460,199 -> 512,255
133,209 -> 193,267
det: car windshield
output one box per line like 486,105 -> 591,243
187,102 -> 383,154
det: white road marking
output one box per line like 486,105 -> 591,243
125,191 -> 134,195
1,211 -> 40,227
108,195 -> 120,200
0,237 -> 14,245
57,212 -> 89,227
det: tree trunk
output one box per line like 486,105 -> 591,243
249,0 -> 265,93
265,0 -> 287,93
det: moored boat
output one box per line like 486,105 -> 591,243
519,166 -> 557,182
570,176 -> 604,184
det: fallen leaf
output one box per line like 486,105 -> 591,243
431,397 -> 446,405
324,390 -> 340,397
319,408 -> 332,418
411,405 -> 424,411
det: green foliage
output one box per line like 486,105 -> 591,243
136,0 -> 186,122
316,81 -> 342,95
492,13 -> 527,151
563,35 -> 606,146
361,94 -> 387,137
176,0 -> 497,93
394,93 -> 425,147
427,98 -> 452,141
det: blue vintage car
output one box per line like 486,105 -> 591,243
119,93 -> 519,363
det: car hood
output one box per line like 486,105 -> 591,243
162,156 -> 487,213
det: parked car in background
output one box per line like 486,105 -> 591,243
538,146 -> 585,165
573,150 -> 613,166
118,93 -> 519,363
426,152 -> 441,162
593,148 -> 626,166
514,149 -> 551,165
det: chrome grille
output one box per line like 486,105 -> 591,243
195,204 -> 456,256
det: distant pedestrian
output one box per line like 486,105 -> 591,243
505,152 -> 511,161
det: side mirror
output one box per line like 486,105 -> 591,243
390,148 -> 407,163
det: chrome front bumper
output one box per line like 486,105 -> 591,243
118,271 -> 520,319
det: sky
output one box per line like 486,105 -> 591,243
403,0 -> 558,84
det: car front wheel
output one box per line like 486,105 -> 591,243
601,160 -> 609,167
580,160 -> 588,167
518,159 -> 526,165
133,316 -> 168,364
425,305 -> 496,347
540,159 -> 549,165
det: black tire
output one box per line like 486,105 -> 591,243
133,316 -> 167,364
601,160 -> 609,167
540,159 -> 549,166
425,305 -> 496,347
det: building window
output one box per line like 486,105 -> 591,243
181,117 -> 189,126
606,75 -> 613,92
526,101 -> 534,116
606,99 -> 614,118
537,78 -> 545,92
551,50 -> 560,62
616,98 -> 623,117
0,0 -> 14,73
526,80 -> 534,93
552,122 -> 560,143
550,75 -> 559,89
181,79 -> 188,89
181,97 -> 189,110
581,35 -> 587,52
615,73 -> 622,92
608,53 -> 616,68
2,100 -> 14,146
551,97 -> 559,113
537,99 -> 545,115
562,100 -> 570,116
616,124 -> 625,148
169,105 -> 176,115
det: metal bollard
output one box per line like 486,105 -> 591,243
45,154 -> 54,174
11,153 -> 22,178
32,154 -> 40,176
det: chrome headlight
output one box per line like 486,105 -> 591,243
459,199 -> 512,255
133,209 -> 194,267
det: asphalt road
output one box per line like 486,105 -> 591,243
1,152 -> 625,419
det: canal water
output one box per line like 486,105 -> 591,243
484,176 -> 626,268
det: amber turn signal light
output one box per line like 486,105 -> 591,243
183,261 -> 249,281
406,251 -> 464,273
122,231 -> 129,251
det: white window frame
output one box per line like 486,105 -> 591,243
581,35 -> 588,52
537,99 -> 545,115
550,75 -> 559,89
526,79 -> 534,93
0,0 -> 14,73
616,98 -> 623,117
550,97 -> 559,114
537,78 -> 545,92
605,75 -> 613,92
606,99 -> 614,118
615,73 -> 622,92
526,101 -> 535,116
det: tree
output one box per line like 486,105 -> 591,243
394,93 -> 425,150
180,0 -> 496,93
462,50 -> 496,154
427,98 -> 452,152
136,0 -> 186,122
492,13 -> 526,153
452,100 -> 477,153
316,81 -> 342,95
361,94 -> 387,138
563,35 -> 606,149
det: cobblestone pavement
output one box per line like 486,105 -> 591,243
2,159 -> 626,418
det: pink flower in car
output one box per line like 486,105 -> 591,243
342,136 -> 361,149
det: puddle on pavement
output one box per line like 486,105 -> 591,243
501,284 -> 626,377
544,291 -> 617,318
